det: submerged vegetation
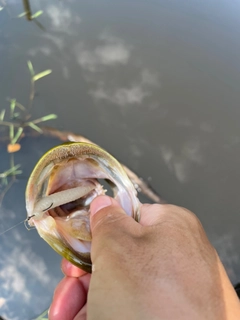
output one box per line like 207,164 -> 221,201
0,4 -> 54,319
0,0 -> 45,30
0,60 -> 56,204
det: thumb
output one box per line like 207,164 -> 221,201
89,195 -> 139,264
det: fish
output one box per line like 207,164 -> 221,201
26,142 -> 140,273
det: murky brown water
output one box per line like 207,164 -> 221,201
1,1 -> 240,319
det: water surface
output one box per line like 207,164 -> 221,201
1,1 -> 240,319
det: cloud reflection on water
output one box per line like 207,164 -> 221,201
160,140 -> 204,183
90,84 -> 149,106
0,207 -> 58,319
46,4 -> 81,34
90,68 -> 160,106
28,46 -> 52,57
74,34 -> 131,72
28,4 -> 160,109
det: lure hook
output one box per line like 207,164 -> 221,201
24,215 -> 36,231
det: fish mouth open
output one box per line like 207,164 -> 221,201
26,143 -> 140,272
27,157 -> 120,272
29,158 -> 113,238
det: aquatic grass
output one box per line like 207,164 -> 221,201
33,69 -> 52,82
30,114 -> 58,123
0,164 -> 22,184
18,0 -> 43,21
0,163 -> 22,206
7,98 -> 26,112
18,10 -> 43,20
27,60 -> 35,77
0,109 -> 5,121
27,122 -> 42,133
31,10 -> 43,19
15,101 -> 26,111
18,11 -> 27,18
10,99 -> 16,117
0,60 -> 56,143
28,60 -> 52,110
0,61 -> 57,200
9,124 -> 14,141
18,0 -> 45,31
11,127 -> 24,144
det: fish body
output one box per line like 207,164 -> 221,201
26,142 -> 140,272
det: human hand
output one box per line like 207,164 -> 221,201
49,196 -> 240,320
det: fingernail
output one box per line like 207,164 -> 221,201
90,195 -> 112,217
